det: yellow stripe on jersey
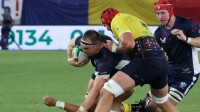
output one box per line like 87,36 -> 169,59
111,13 -> 153,40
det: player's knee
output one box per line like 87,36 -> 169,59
169,88 -> 185,105
103,79 -> 125,97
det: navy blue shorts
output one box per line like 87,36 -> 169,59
91,69 -> 118,80
168,67 -> 200,95
121,56 -> 168,89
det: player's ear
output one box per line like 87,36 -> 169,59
101,42 -> 106,47
95,42 -> 101,48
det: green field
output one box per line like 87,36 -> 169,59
0,51 -> 199,112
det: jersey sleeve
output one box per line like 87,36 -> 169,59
74,36 -> 82,46
68,36 -> 81,50
111,13 -> 153,40
100,34 -> 112,43
111,17 -> 130,40
154,28 -> 162,46
187,20 -> 200,37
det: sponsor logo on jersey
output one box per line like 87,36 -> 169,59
160,37 -> 166,43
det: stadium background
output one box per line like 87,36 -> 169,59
0,0 -> 200,50
0,0 -> 200,112
1,0 -> 199,25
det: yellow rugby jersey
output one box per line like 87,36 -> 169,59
111,13 -> 153,40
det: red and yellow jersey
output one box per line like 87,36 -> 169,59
111,13 -> 153,40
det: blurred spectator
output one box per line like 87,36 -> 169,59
0,7 -> 14,50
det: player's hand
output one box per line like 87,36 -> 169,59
43,96 -> 57,107
68,57 -> 78,65
68,57 -> 89,67
105,40 -> 115,52
76,59 -> 89,67
171,29 -> 187,41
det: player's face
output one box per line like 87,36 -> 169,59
81,41 -> 100,56
156,10 -> 170,26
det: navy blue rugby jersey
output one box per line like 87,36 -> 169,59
74,35 -> 130,77
154,16 -> 200,75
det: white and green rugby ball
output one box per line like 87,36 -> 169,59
72,45 -> 89,62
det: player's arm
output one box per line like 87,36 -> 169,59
67,37 -> 87,67
188,37 -> 200,47
171,29 -> 200,47
43,96 -> 79,112
77,75 -> 109,112
67,39 -> 80,67
105,32 -> 135,53
43,96 -> 95,112
67,37 -> 76,60
106,32 -> 135,53
117,32 -> 135,52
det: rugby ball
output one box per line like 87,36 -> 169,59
72,45 -> 89,62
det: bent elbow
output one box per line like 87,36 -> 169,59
126,42 -> 135,50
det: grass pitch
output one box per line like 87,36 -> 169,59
0,50 -> 199,112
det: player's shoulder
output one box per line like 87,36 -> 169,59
100,34 -> 111,42
112,13 -> 129,22
114,13 -> 131,19
111,13 -> 125,24
155,26 -> 162,32
154,25 -> 163,37
176,16 -> 194,25
74,36 -> 82,45
115,13 -> 139,21
100,34 -> 111,39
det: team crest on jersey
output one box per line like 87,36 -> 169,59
160,37 -> 166,43
179,82 -> 187,89
115,25 -> 120,31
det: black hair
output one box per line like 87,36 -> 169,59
82,30 -> 101,45
4,6 -> 10,13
